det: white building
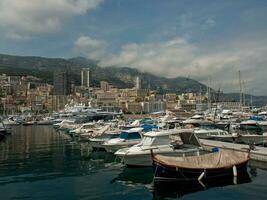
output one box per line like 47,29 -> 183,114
136,76 -> 141,89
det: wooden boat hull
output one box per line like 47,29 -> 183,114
153,160 -> 248,181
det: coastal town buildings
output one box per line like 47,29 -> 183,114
0,69 -> 250,114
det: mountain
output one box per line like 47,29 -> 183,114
0,53 -> 266,107
0,53 -> 205,93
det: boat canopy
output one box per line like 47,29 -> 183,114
179,129 -> 202,147
153,149 -> 249,169
119,131 -> 142,140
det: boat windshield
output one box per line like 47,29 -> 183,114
83,125 -> 94,129
152,136 -> 170,146
110,133 -> 120,139
119,132 -> 141,140
139,136 -> 154,146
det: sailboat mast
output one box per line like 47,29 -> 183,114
238,70 -> 242,110
242,80 -> 246,107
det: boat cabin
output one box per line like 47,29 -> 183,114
119,128 -> 143,140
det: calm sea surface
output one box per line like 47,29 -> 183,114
0,126 -> 267,200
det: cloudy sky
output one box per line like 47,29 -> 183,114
0,0 -> 267,95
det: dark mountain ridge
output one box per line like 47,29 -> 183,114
0,53 -> 205,93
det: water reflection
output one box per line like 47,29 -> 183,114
111,167 -> 154,186
0,126 -> 266,200
152,170 -> 252,199
0,126 -> 93,185
111,165 -> 257,199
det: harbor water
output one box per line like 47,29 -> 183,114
1,126 -> 267,200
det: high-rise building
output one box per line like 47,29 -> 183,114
100,81 -> 110,92
81,68 -> 90,88
53,71 -> 71,95
136,76 -> 141,89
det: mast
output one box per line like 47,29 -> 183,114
238,70 -> 242,111
199,85 -> 202,104
207,77 -> 212,111
242,80 -> 246,107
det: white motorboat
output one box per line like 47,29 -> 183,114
22,120 -> 36,126
115,129 -> 204,167
240,120 -> 261,131
70,122 -> 97,136
194,128 -> 229,139
118,119 -> 141,130
89,131 -> 121,151
258,121 -> 267,131
103,127 -> 143,153
194,127 -> 266,145
79,124 -> 117,138
55,120 -> 79,132
53,119 -> 75,130
209,132 -> 267,145
2,117 -> 20,126
37,117 -> 54,125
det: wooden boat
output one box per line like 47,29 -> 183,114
152,149 -> 249,181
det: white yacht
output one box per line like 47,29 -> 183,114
102,127 -> 143,153
115,129 -> 203,167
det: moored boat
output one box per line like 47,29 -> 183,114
103,127 -> 143,153
115,129 -> 204,167
240,120 -> 262,132
152,149 -> 249,181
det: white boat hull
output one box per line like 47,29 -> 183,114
116,147 -> 202,167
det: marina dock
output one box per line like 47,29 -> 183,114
200,139 -> 267,163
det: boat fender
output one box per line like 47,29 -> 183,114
198,171 -> 206,181
233,165 -> 237,177
233,176 -> 237,185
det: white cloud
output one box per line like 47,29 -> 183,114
73,36 -> 107,60
100,37 -> 196,75
96,36 -> 267,95
0,0 -> 103,38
